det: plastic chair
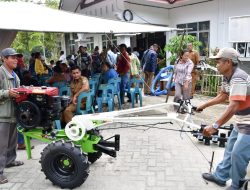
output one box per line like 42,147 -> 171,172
89,79 -> 99,109
52,81 -> 67,88
38,75 -> 50,86
54,120 -> 61,130
76,91 -> 94,114
89,79 -> 98,95
59,86 -> 71,96
108,77 -> 122,110
125,78 -> 144,108
92,73 -> 101,80
96,84 -> 114,112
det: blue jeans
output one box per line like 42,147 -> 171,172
119,73 -> 129,104
18,132 -> 24,145
213,127 -> 250,189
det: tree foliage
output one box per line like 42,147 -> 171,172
10,0 -> 60,63
165,34 -> 202,64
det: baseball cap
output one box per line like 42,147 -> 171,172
209,47 -> 239,62
1,48 -> 21,57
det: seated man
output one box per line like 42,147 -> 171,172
62,66 -> 89,124
101,61 -> 118,84
46,65 -> 66,86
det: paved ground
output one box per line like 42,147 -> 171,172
0,94 -> 241,190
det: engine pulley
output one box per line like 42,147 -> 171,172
16,101 -> 41,129
65,121 -> 86,141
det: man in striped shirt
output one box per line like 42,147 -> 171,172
196,48 -> 250,190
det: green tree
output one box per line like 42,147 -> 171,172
10,0 -> 61,63
165,34 -> 202,64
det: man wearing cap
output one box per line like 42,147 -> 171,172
0,48 -> 24,184
196,48 -> 250,190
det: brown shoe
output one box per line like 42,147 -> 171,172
0,175 -> 8,184
17,144 -> 26,150
18,144 -> 34,150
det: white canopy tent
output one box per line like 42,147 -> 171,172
0,2 -> 175,34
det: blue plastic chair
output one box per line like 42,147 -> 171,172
92,73 -> 101,80
54,120 -> 61,130
38,75 -> 50,86
76,91 -> 94,114
125,78 -> 144,108
91,75 -> 100,87
52,81 -> 67,88
108,77 -> 122,110
59,86 -> 71,96
96,84 -> 114,112
89,79 -> 98,96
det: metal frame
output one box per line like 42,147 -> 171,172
72,101 -> 200,131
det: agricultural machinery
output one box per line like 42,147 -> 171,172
15,86 -> 120,189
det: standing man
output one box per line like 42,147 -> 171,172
0,48 -> 24,184
141,44 -> 158,95
107,44 -> 117,68
59,50 -> 66,64
196,48 -> 250,190
78,46 -> 92,78
187,42 -> 200,98
116,44 -> 130,104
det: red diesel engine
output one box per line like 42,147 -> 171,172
14,86 -> 70,130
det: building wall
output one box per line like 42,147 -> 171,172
169,0 -> 250,50
61,0 -> 250,61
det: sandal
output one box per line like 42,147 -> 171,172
6,160 -> 24,168
0,175 -> 8,184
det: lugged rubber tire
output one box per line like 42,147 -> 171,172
40,140 -> 89,189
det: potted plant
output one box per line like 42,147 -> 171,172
164,34 -> 202,64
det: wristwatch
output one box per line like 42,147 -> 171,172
212,123 -> 219,129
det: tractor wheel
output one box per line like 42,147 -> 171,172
88,151 -> 102,164
40,140 -> 89,189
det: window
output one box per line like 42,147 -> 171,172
69,40 -> 75,54
86,37 -> 94,52
177,21 -> 210,56
233,42 -> 250,58
102,34 -> 117,48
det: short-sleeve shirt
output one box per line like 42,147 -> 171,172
102,69 -> 118,84
221,67 -> 250,134
70,76 -> 89,97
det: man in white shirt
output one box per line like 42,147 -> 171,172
59,50 -> 66,63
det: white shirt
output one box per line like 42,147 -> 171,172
59,54 -> 66,63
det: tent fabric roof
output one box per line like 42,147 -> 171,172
0,2 -> 176,34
